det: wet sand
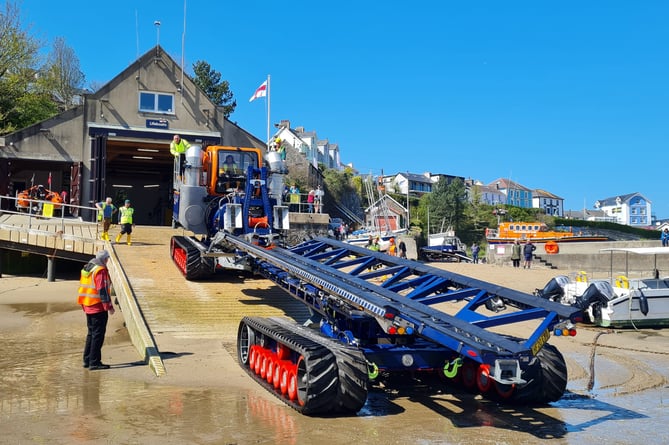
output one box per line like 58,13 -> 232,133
1,264 -> 668,445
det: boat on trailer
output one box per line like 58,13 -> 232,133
420,228 -> 472,262
535,247 -> 669,328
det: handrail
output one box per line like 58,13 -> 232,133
0,194 -> 99,233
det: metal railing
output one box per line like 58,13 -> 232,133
0,194 -> 100,233
283,192 -> 325,214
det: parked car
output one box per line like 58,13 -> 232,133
328,218 -> 344,232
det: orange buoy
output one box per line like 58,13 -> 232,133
544,241 -> 559,254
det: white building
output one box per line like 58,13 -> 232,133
594,192 -> 652,227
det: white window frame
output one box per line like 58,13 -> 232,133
139,91 -> 175,114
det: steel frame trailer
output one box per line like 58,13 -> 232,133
224,236 -> 581,415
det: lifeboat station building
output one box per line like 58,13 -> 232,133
0,45 -> 264,225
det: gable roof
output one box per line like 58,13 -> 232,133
487,178 -> 531,192
533,189 -> 563,200
366,194 -> 407,214
596,192 -> 649,207
397,172 -> 434,184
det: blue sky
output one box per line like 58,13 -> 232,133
18,1 -> 669,219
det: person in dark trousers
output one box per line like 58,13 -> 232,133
78,250 -> 115,370
115,200 -> 135,245
523,240 -> 536,269
471,243 -> 480,264
398,239 -> 407,259
511,239 -> 522,268
661,228 -> 669,247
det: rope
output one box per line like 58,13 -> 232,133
587,330 -> 610,391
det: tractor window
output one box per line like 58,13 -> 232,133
219,153 -> 242,176
218,151 -> 260,177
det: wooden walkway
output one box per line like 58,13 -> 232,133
0,212 -> 103,261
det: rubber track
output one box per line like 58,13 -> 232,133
266,317 -> 369,413
239,316 -> 368,415
171,236 -> 214,280
509,342 -> 568,405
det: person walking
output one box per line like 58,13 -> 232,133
115,200 -> 135,245
307,188 -> 315,213
170,134 -> 191,176
388,238 -> 397,256
661,228 -> 669,247
523,239 -> 536,269
78,249 -> 115,370
314,185 -> 324,213
95,197 -> 117,241
398,239 -> 407,259
511,239 -> 522,268
471,242 -> 480,264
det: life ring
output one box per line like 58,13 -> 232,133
615,275 -> 629,289
544,241 -> 559,254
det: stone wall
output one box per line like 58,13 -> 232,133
486,240 -> 669,277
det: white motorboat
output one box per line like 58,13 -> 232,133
535,247 -> 669,328
420,228 -> 471,262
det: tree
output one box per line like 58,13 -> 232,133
0,1 -> 39,80
192,60 -> 236,118
41,37 -> 85,111
0,1 -> 58,134
417,177 -> 468,235
322,167 -> 364,225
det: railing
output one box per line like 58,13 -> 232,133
0,194 -> 100,233
283,192 -> 324,214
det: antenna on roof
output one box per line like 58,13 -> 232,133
154,20 -> 161,48
181,0 -> 187,104
135,10 -> 139,58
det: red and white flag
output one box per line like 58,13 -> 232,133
47,172 -> 52,188
249,80 -> 267,102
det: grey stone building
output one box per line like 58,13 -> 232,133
0,45 -> 264,225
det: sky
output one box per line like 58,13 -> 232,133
17,0 -> 669,219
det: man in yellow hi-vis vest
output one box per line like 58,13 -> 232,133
115,200 -> 135,245
78,249 -> 115,370
170,134 -> 191,176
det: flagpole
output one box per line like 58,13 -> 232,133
266,74 -> 271,150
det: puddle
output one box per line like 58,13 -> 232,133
2,302 -> 669,444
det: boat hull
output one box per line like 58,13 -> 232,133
487,236 -> 609,244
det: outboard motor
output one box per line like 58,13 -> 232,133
574,281 -> 614,310
535,275 -> 569,302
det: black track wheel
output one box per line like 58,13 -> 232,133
238,317 -> 368,415
170,235 -> 214,280
237,321 -> 256,367
510,343 -> 567,405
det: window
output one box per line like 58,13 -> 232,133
139,91 -> 175,114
